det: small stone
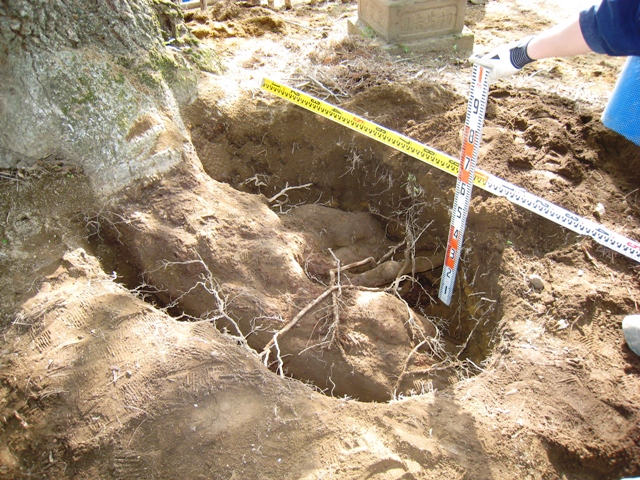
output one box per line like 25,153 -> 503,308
528,274 -> 544,290
533,303 -> 547,314
622,315 -> 640,356
594,203 -> 605,217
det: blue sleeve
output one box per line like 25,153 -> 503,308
579,0 -> 640,56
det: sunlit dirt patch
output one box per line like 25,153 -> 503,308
179,76 -> 640,400
185,3 -> 288,39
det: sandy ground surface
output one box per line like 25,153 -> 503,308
1,0 -> 639,479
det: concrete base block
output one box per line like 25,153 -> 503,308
348,18 -> 474,56
358,0 -> 467,41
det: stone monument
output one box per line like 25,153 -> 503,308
349,0 -> 474,55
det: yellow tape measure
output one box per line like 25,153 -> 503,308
261,78 -> 640,265
262,78 -> 489,189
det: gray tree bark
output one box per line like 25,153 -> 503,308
0,0 -> 199,195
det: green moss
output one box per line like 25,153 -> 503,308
66,72 -> 100,106
113,71 -> 126,84
73,90 -> 98,105
362,26 -> 376,39
150,0 -> 184,19
149,48 -> 185,87
151,49 -> 181,73
149,0 -> 216,75
151,0 -> 179,9
175,34 -> 200,47
116,56 -> 135,69
137,69 -> 163,89
183,46 -> 224,74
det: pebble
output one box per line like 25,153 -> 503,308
622,315 -> 640,356
594,203 -> 605,217
528,274 -> 544,290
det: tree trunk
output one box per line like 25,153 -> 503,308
0,0 -> 199,195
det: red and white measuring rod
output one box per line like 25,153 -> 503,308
439,64 -> 490,306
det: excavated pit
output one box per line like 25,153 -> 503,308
93,82 -> 501,401
92,79 -> 640,403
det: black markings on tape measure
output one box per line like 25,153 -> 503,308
439,64 -> 490,306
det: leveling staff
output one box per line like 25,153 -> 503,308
471,0 -> 640,358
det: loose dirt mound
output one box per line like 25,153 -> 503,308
1,1 -> 639,479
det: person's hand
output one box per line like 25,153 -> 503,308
470,36 -> 536,84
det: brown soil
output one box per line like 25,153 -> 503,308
1,1 -> 639,479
